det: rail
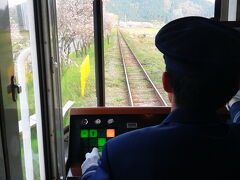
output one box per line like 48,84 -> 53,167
117,31 -> 134,106
118,31 -> 167,106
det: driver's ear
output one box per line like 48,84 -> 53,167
162,72 -> 173,93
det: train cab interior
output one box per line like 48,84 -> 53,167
0,0 -> 240,179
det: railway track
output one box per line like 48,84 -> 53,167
118,31 -> 167,107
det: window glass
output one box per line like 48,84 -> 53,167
104,0 -> 215,106
56,0 -> 96,126
8,0 -> 45,179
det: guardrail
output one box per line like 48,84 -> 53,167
19,100 -> 75,133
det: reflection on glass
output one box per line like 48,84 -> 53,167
57,0 -> 97,127
104,0 -> 214,107
8,0 -> 44,179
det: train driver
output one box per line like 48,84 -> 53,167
80,17 -> 240,180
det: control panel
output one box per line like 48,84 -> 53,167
66,107 -> 171,177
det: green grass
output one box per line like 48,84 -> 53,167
115,97 -> 125,102
31,128 -> 40,180
26,74 -> 36,115
20,127 -> 40,180
61,43 -> 96,108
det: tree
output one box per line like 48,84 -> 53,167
57,0 -> 94,72
103,12 -> 116,44
103,0 -> 117,44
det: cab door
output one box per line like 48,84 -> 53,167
0,0 -> 80,179
0,124 -> 6,179
0,0 -> 65,179
0,0 -> 23,179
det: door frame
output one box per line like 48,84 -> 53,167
0,78 -> 6,180
33,0 -> 65,178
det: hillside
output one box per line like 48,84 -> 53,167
105,0 -> 214,23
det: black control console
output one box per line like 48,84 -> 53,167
66,107 -> 170,178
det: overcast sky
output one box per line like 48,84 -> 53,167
205,0 -> 215,3
8,0 -> 26,7
8,0 -> 215,8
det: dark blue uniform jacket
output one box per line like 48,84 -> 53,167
82,102 -> 240,180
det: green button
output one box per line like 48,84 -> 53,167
89,129 -> 98,137
81,129 -> 89,138
89,138 -> 98,146
98,129 -> 106,137
98,147 -> 103,152
98,138 -> 106,146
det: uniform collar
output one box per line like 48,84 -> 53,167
162,108 -> 221,124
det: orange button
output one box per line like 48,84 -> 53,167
106,129 -> 115,138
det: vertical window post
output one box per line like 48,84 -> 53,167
236,0 -> 240,21
215,0 -> 222,21
214,0 -> 230,21
93,0 -> 105,106
221,0 -> 230,21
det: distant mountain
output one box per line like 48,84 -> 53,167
105,0 -> 214,23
